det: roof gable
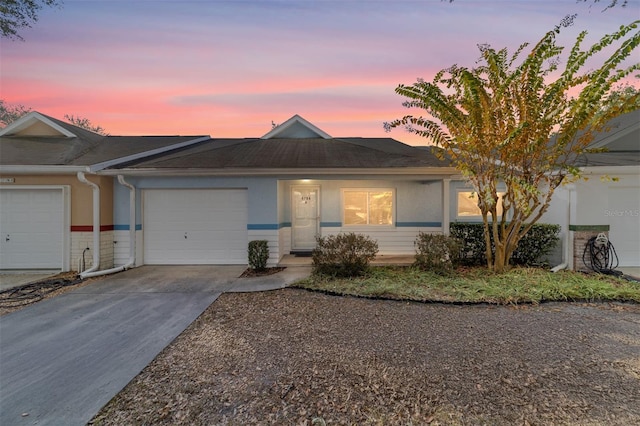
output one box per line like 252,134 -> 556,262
0,111 -> 79,137
1,112 -> 211,169
261,114 -> 331,139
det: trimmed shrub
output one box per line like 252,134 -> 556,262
450,222 -> 560,266
312,233 -> 379,277
248,240 -> 269,271
511,224 -> 561,266
414,232 -> 462,274
448,223 -> 487,266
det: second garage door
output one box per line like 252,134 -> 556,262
608,187 -> 640,267
143,189 -> 248,264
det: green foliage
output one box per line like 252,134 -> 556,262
511,224 -> 561,266
450,223 -> 560,266
293,266 -> 640,305
448,223 -> 487,266
413,232 -> 462,274
248,240 -> 269,271
1,0 -> 61,40
385,17 -> 639,272
312,233 -> 379,277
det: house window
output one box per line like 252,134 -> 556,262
457,191 -> 505,218
343,189 -> 393,226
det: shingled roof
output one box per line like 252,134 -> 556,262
110,137 -> 451,171
0,112 -> 208,168
574,109 -> 640,167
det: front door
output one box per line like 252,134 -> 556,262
291,186 -> 320,251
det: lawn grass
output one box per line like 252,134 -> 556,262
291,266 -> 640,305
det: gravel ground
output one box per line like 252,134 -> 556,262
0,272 -> 91,316
90,289 -> 640,425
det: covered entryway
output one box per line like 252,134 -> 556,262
143,189 -> 248,264
608,187 -> 640,267
0,187 -> 67,270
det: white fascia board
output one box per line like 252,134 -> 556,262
88,136 -> 211,172
0,112 -> 77,137
260,114 -> 332,139
0,165 -> 88,174
579,165 -> 640,175
99,167 -> 459,177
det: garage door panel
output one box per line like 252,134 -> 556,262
608,187 -> 640,267
0,188 -> 64,269
143,189 -> 248,264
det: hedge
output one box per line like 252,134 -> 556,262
449,222 -> 560,266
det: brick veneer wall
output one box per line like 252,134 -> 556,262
570,225 -> 610,272
71,230 -> 114,272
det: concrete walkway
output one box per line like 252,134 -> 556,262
0,265 -> 311,426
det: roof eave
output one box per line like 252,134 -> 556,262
0,112 -> 77,137
579,164 -> 640,175
0,165 -> 88,175
99,166 -> 459,177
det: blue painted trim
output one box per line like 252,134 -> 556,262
113,224 -> 142,231
396,221 -> 442,227
279,222 -> 292,228
320,222 -> 342,227
247,224 -> 279,230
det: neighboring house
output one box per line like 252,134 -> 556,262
0,112 -> 209,272
542,109 -> 640,270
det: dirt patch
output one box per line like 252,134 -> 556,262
0,272 -> 94,316
91,289 -> 640,425
239,267 -> 286,278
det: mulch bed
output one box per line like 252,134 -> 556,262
90,289 -> 640,425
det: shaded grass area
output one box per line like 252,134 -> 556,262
291,266 -> 640,304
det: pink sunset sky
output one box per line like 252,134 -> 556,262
1,0 -> 638,145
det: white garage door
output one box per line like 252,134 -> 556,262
0,188 -> 64,269
143,189 -> 248,264
608,187 -> 640,267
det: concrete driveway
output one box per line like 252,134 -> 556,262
0,265 -> 310,426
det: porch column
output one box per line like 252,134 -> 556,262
442,178 -> 450,236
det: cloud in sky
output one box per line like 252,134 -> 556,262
1,0 -> 638,144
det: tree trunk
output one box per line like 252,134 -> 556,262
493,244 -> 507,273
481,212 -> 493,269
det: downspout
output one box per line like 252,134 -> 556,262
77,171 -> 100,276
79,175 -> 137,279
118,175 -> 136,268
551,185 -> 574,273
442,178 -> 451,236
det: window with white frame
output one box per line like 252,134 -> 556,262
343,189 -> 394,226
457,191 -> 505,219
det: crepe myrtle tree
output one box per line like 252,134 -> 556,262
385,16 -> 640,273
